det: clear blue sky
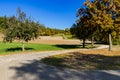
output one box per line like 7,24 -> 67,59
0,0 -> 85,30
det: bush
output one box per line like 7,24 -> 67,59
113,38 -> 120,45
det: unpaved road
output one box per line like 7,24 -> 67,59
0,45 -> 120,80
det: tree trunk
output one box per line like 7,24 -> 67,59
109,33 -> 112,51
22,40 -> 25,51
83,38 -> 85,48
91,36 -> 94,47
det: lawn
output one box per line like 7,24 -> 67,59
0,42 -> 61,54
0,42 -> 94,55
41,48 -> 120,70
0,41 -> 98,55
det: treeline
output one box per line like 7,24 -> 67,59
0,17 -> 70,36
70,0 -> 120,50
39,25 -> 70,36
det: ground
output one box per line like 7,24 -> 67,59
0,35 -> 120,80
1,48 -> 120,80
41,48 -> 120,70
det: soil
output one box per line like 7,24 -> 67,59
29,39 -> 81,44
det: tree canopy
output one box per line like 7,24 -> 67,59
3,8 -> 39,51
71,0 -> 120,50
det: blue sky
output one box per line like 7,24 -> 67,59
0,0 -> 85,29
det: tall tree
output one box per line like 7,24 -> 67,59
73,0 -> 120,50
84,0 -> 118,51
71,5 -> 96,48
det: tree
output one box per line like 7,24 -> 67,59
4,8 -> 39,51
111,0 -> 120,44
0,16 -> 8,32
39,24 -> 46,36
70,18 -> 94,48
82,0 -> 120,51
113,14 -> 120,44
72,0 -> 120,50
70,5 -> 96,48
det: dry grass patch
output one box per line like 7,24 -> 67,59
79,49 -> 120,56
41,47 -> 120,70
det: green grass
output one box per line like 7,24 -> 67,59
52,34 -> 76,39
0,42 -> 98,55
0,42 -> 61,54
65,35 -> 78,39
0,42 -> 78,55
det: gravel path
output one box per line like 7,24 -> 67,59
1,45 -> 120,80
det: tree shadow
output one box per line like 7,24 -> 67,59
9,59 -> 120,80
53,44 -> 83,49
41,52 -> 120,70
6,47 -> 34,52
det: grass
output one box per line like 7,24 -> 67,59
52,34 -> 76,39
65,35 -> 73,39
41,48 -> 120,70
0,42 -> 62,55
0,42 -> 96,55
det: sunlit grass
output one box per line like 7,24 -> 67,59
0,41 -> 98,55
0,42 -> 63,55
0,42 -> 95,55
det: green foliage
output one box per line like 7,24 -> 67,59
4,9 -> 39,43
38,26 -> 67,36
0,16 -> 8,32
0,14 -> 70,38
3,8 -> 39,51
64,28 -> 71,35
113,37 -> 120,45
71,7 -> 95,48
71,0 -> 120,49
4,18 -> 39,42
65,35 -> 73,39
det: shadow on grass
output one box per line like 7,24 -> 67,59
54,45 -> 83,49
6,47 -> 34,52
41,55 -> 66,68
54,44 -> 96,49
41,52 -> 120,70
